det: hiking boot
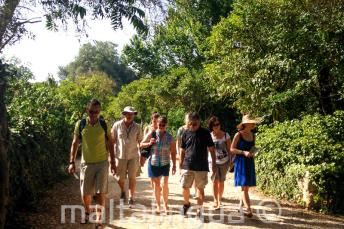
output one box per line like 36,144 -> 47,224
183,203 -> 191,215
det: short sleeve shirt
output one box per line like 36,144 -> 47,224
150,131 -> 174,167
74,118 -> 111,163
181,127 -> 214,171
176,126 -> 187,148
112,120 -> 143,160
211,132 -> 230,165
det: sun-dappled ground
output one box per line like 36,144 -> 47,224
7,160 -> 344,229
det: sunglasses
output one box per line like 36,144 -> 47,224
89,110 -> 100,115
213,122 -> 220,127
189,122 -> 199,127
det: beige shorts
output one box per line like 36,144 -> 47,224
211,162 -> 230,182
116,157 -> 140,180
80,160 -> 108,196
181,170 -> 208,189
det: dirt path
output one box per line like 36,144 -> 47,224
9,161 -> 344,229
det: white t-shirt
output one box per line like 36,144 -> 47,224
210,132 -> 230,165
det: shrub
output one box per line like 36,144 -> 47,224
6,77 -> 72,212
256,111 -> 344,213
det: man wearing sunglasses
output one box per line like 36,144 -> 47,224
179,112 -> 216,217
111,106 -> 143,208
68,99 -> 116,227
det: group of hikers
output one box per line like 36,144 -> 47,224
67,99 -> 262,228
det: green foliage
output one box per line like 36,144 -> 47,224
6,72 -> 71,209
106,67 -> 215,125
121,35 -> 166,77
41,0 -> 155,33
166,107 -> 186,136
58,41 -> 136,91
207,0 -> 344,120
256,111 -> 344,213
57,72 -> 116,124
122,0 -> 234,76
106,77 -> 156,123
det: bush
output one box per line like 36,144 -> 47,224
6,77 -> 72,212
256,111 -> 344,213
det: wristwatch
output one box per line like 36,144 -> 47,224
69,161 -> 75,165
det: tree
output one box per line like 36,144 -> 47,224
122,0 -> 234,76
58,41 -> 137,91
207,0 -> 344,121
121,35 -> 166,77
58,72 -> 116,122
0,0 -> 163,227
0,60 -> 10,229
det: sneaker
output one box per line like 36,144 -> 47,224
120,191 -> 126,200
183,203 -> 191,215
128,198 -> 134,208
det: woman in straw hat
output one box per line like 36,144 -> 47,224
230,114 -> 262,218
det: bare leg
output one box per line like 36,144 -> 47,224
82,195 -> 92,223
95,193 -> 106,222
241,186 -> 251,212
244,186 -> 251,212
162,176 -> 169,212
193,181 -> 197,198
213,180 -> 219,208
218,181 -> 225,206
118,179 -> 125,193
129,177 -> 136,199
197,188 -> 205,206
82,195 -> 92,214
183,188 -> 190,205
152,178 -> 161,212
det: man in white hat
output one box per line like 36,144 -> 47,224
111,106 -> 142,207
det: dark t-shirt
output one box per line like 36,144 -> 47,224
181,127 -> 215,171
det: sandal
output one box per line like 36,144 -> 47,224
163,205 -> 170,214
95,224 -> 103,229
213,205 -> 220,210
244,211 -> 253,218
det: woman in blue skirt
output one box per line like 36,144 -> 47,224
140,116 -> 177,214
231,114 -> 262,217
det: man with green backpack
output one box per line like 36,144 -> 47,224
68,99 -> 116,227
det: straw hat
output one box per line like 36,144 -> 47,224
237,114 -> 263,130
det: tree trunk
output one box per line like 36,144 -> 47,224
0,0 -> 21,52
0,61 -> 9,229
318,66 -> 333,115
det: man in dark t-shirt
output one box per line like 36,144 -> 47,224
179,112 -> 216,216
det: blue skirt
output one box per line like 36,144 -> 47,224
234,155 -> 256,186
148,162 -> 170,178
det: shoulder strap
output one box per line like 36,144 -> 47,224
99,118 -> 108,141
151,131 -> 157,138
79,119 -> 87,141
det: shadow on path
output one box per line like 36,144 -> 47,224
7,161 -> 344,229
